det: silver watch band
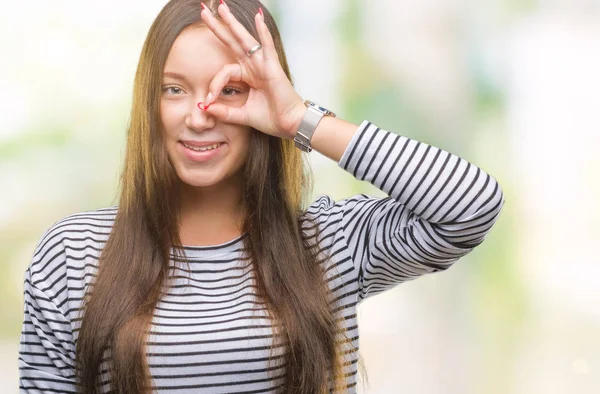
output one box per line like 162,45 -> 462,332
293,100 -> 337,153
294,106 -> 323,153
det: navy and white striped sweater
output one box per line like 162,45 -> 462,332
19,120 -> 504,393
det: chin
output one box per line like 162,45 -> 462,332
177,169 -> 224,188
167,149 -> 246,190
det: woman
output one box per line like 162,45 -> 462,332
18,0 -> 504,393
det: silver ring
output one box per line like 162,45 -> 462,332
246,44 -> 262,57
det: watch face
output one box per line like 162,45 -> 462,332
305,100 -> 336,117
310,102 -> 329,113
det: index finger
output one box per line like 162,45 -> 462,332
206,63 -> 244,106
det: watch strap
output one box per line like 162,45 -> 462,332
294,106 -> 324,152
293,100 -> 337,153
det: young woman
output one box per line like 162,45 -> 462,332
18,0 -> 504,393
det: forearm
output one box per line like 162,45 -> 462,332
308,116 -> 361,162
338,121 -> 504,228
292,112 -> 503,227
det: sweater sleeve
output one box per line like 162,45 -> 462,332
19,267 -> 78,393
307,120 -> 505,302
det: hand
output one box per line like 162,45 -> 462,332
199,2 -> 306,139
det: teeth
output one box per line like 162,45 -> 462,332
183,142 -> 222,152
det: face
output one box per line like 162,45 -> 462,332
160,25 -> 252,190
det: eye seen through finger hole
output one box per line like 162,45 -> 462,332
218,85 -> 250,103
222,86 -> 240,96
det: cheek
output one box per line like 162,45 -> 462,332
160,102 -> 183,135
224,131 -> 252,172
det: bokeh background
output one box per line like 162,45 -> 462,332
1,0 -> 599,392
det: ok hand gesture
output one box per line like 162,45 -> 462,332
200,1 -> 306,139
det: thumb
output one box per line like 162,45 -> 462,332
205,103 -> 247,126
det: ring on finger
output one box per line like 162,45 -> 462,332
246,44 -> 262,57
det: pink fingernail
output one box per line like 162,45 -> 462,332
220,0 -> 224,5
200,2 -> 207,10
259,7 -> 263,18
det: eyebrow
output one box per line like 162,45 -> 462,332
162,70 -> 249,88
163,71 -> 189,81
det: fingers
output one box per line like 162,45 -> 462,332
217,2 -> 262,60
201,2 -> 279,65
205,63 -> 243,105
202,63 -> 246,125
254,10 -> 277,62
200,4 -> 245,59
205,102 -> 247,126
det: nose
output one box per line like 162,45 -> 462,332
185,99 -> 216,131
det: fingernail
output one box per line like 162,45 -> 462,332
200,2 -> 207,11
205,92 -> 213,106
259,7 -> 263,19
197,102 -> 205,110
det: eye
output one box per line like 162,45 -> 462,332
162,85 -> 184,95
221,86 -> 241,96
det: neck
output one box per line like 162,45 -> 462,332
177,175 -> 246,247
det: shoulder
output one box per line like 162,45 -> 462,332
27,205 -> 118,286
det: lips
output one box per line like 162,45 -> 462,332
178,141 -> 225,163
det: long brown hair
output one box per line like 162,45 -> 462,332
75,0 -> 353,392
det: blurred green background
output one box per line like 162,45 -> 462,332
2,0 -> 599,392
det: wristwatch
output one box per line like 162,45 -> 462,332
293,100 -> 337,152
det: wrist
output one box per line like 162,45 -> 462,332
292,100 -> 338,152
283,100 -> 307,139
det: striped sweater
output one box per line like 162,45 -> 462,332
19,120 -> 504,393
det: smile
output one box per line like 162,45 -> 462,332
182,142 -> 223,152
179,141 -> 225,163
